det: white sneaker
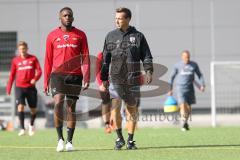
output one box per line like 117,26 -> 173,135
181,123 -> 190,132
56,139 -> 65,152
28,125 -> 35,136
18,129 -> 25,136
65,141 -> 74,151
181,127 -> 187,132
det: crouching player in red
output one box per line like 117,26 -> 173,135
6,41 -> 42,136
96,52 -> 114,133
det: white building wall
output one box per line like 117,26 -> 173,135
0,0 -> 240,111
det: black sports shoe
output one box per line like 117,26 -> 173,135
181,123 -> 190,131
114,138 -> 125,150
126,141 -> 138,150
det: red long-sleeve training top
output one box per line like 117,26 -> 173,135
95,52 -> 104,86
44,27 -> 90,92
6,54 -> 42,94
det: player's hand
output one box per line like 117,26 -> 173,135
168,90 -> 173,96
82,82 -> 89,91
44,86 -> 50,96
30,79 -> 36,85
200,86 -> 205,92
146,70 -> 153,84
99,83 -> 106,92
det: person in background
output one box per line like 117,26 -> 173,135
96,51 -> 114,134
6,41 -> 42,136
169,50 -> 205,131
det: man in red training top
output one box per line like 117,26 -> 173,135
6,41 -> 42,136
44,7 -> 90,152
96,52 -> 113,133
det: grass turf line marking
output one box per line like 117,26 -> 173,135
1,146 -> 240,150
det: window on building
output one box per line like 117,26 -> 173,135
0,32 -> 17,71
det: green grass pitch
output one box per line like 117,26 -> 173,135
0,127 -> 240,160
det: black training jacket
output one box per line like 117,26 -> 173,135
101,26 -> 153,85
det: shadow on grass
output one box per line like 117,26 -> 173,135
65,144 -> 240,152
138,144 -> 240,150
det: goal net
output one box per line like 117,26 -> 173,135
211,61 -> 240,127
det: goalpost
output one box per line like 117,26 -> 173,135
211,61 -> 240,127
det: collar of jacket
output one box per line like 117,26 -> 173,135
117,26 -> 136,35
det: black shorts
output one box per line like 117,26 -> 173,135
50,73 -> 83,99
15,87 -> 37,108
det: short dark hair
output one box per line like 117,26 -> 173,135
18,41 -> 28,48
59,7 -> 73,15
116,7 -> 131,19
182,50 -> 190,55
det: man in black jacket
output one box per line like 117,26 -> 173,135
101,7 -> 153,150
